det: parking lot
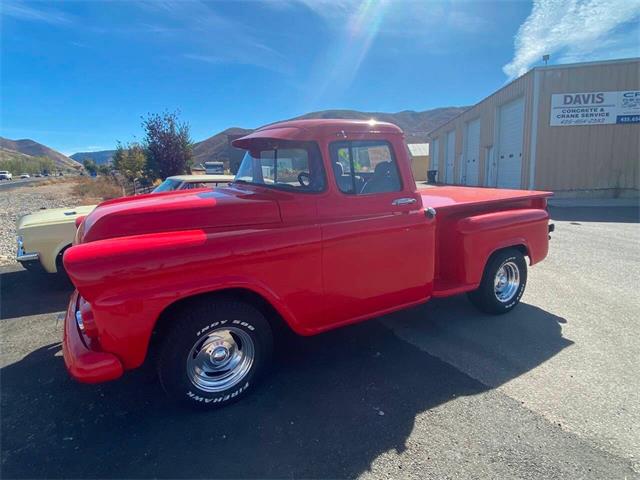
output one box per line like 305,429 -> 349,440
1,204 -> 638,479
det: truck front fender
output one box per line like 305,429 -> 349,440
63,226 -> 322,369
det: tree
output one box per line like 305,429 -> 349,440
83,158 -> 98,176
97,164 -> 111,176
113,142 -> 146,182
142,111 -> 193,179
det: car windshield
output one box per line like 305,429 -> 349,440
234,140 -> 325,193
152,179 -> 182,193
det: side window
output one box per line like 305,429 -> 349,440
330,141 -> 402,194
235,142 -> 326,192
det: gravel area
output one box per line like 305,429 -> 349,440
0,180 -> 80,266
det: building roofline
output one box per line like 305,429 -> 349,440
532,56 -> 639,72
427,56 -> 640,138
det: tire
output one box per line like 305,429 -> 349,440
55,247 -> 71,279
157,300 -> 273,408
467,248 -> 527,315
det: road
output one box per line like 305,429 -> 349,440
0,176 -> 51,192
1,206 -> 638,479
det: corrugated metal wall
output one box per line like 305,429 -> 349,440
534,60 -> 639,195
428,58 -> 640,197
429,71 -> 534,187
410,155 -> 429,181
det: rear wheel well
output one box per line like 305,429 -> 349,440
148,289 -> 293,362
55,244 -> 72,274
490,244 -> 529,264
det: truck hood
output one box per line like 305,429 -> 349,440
80,186 -> 281,243
17,205 -> 96,230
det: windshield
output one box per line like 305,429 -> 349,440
152,179 -> 182,193
234,141 -> 325,192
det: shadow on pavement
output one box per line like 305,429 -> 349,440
383,297 -> 573,388
1,300 -> 570,479
0,268 -> 73,320
549,206 -> 639,223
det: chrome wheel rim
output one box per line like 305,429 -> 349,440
494,261 -> 520,302
186,327 -> 254,393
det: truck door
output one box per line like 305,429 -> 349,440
317,139 -> 436,328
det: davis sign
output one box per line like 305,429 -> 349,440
550,91 -> 640,126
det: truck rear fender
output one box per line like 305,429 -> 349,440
456,208 -> 549,286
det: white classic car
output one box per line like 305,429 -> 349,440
16,174 -> 235,274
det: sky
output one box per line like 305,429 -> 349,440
1,0 -> 639,155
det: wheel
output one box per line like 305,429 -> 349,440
467,248 -> 527,315
157,300 -> 273,408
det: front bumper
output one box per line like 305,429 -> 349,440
16,235 -> 39,263
62,291 -> 123,384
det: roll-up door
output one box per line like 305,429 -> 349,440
497,97 -> 524,188
463,118 -> 480,185
445,130 -> 455,184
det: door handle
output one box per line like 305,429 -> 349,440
391,197 -> 417,206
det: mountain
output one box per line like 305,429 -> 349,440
70,150 -> 115,165
0,146 -> 36,162
192,127 -> 253,169
290,107 -> 466,143
191,107 -> 466,168
0,137 -> 82,170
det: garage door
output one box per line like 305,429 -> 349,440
431,138 -> 439,170
445,130 -> 455,184
497,97 -> 524,189
463,118 -> 480,185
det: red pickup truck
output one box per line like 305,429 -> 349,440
62,119 -> 552,408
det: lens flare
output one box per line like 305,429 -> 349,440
310,0 -> 390,105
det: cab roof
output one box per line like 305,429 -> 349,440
232,118 -> 403,149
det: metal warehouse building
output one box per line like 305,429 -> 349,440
428,58 -> 639,198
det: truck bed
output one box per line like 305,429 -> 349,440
418,185 -> 552,298
419,185 -> 552,211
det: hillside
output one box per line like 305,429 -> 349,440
0,146 -> 34,162
0,137 -> 81,170
291,107 -> 466,143
191,107 -> 465,168
0,146 -> 58,175
69,106 -> 466,171
70,150 -> 115,165
192,127 -> 253,169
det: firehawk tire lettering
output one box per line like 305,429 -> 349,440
187,382 -> 250,403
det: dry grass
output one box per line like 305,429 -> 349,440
27,177 -> 71,188
71,176 -> 123,203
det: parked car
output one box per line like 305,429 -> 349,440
0,170 -> 13,180
16,174 -> 234,274
20,173 -> 30,179
152,174 -> 235,192
61,119 -> 553,408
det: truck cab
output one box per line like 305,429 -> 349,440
62,119 -> 552,408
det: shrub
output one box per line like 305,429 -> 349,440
72,176 -> 123,203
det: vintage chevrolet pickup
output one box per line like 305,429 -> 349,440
62,119 -> 552,408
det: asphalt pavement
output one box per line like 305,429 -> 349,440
0,206 -> 638,479
0,176 -> 51,191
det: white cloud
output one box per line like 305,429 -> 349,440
1,1 -> 73,25
503,0 -> 640,79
